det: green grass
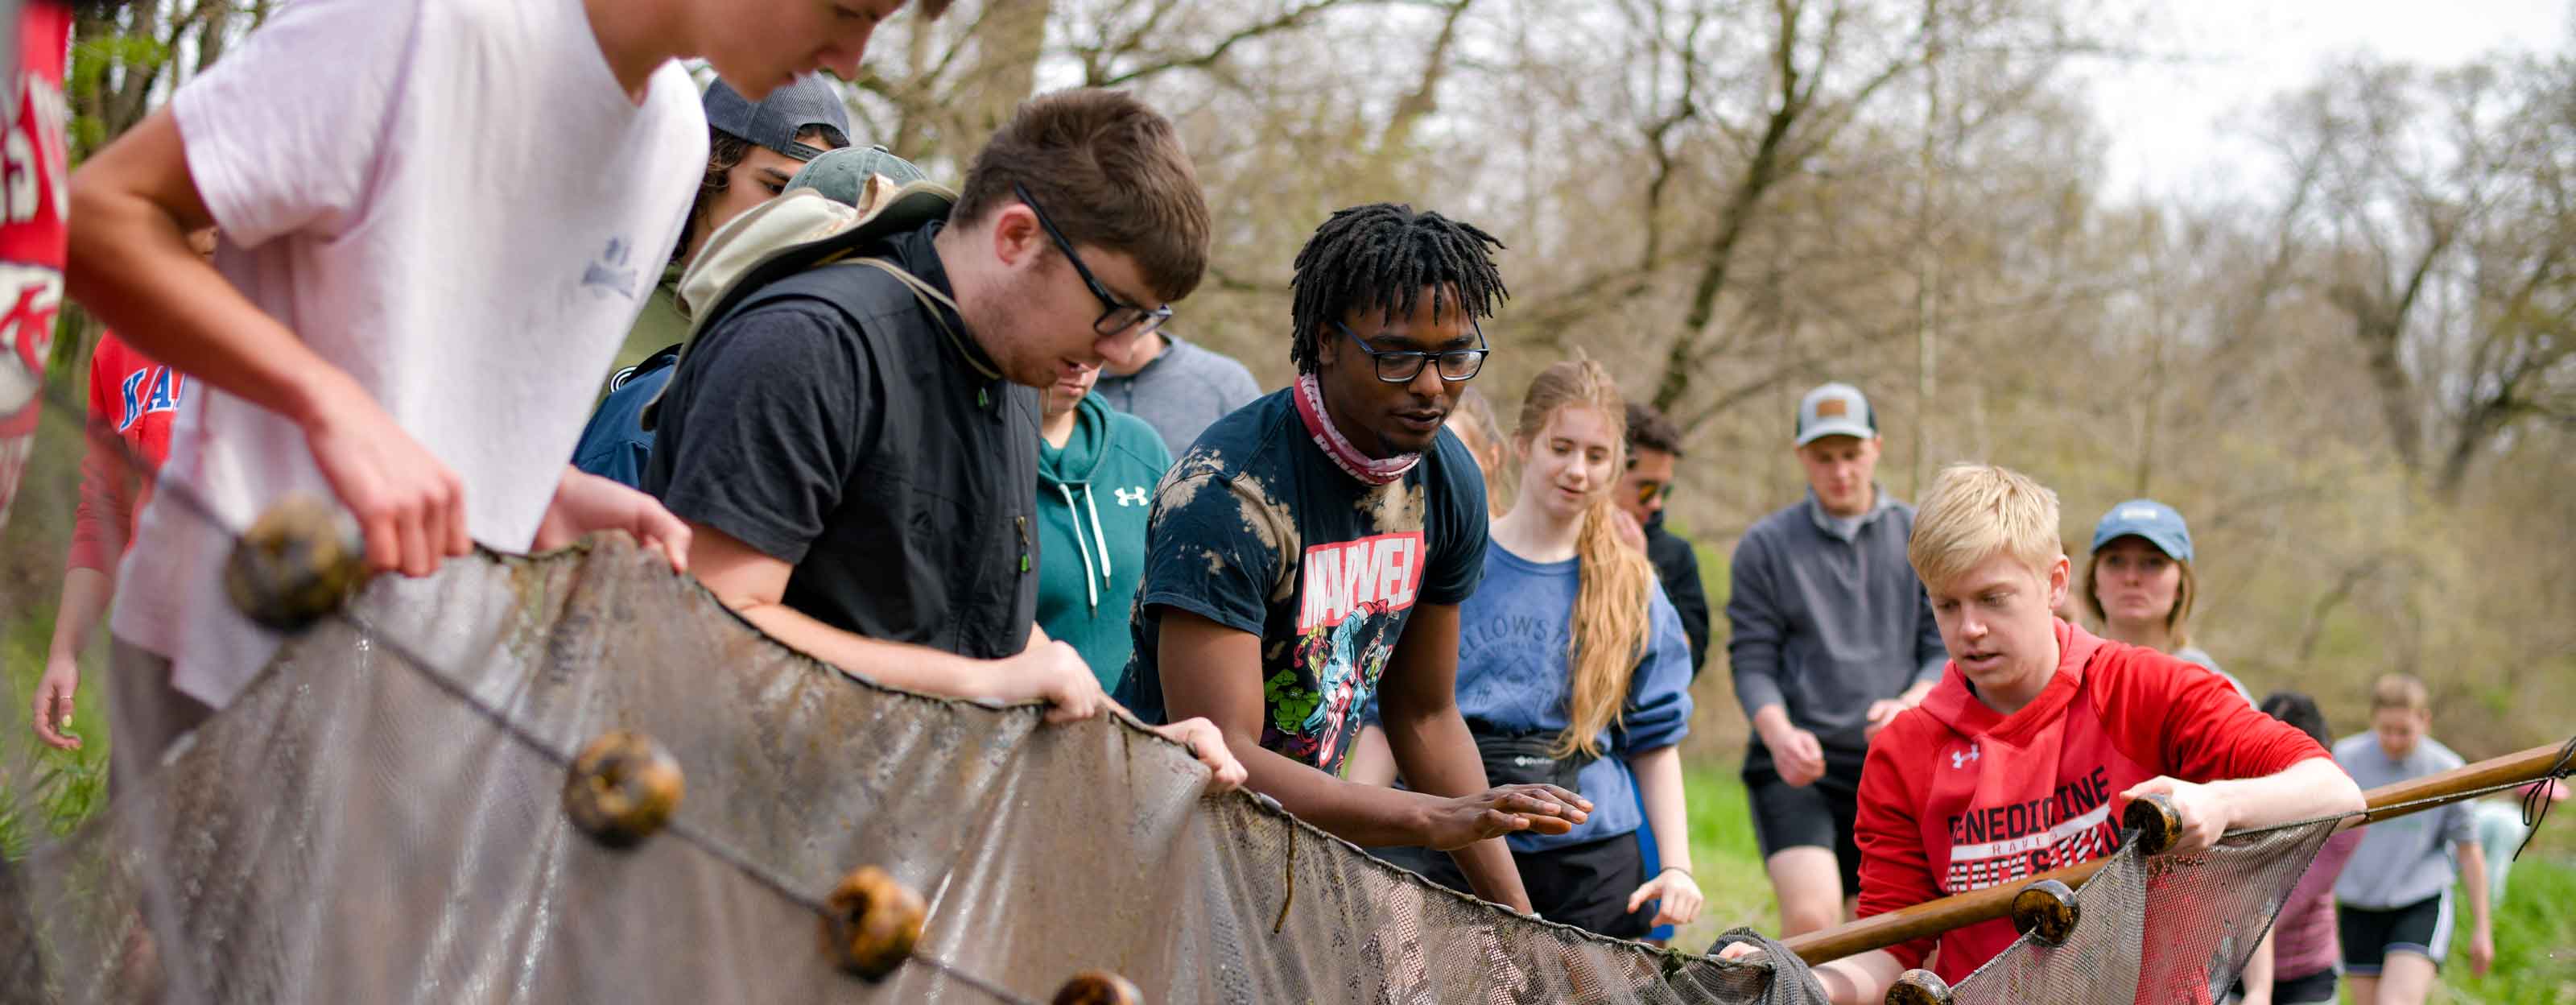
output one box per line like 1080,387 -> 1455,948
1670,757 -> 1774,953
2421,847 -> 2576,1005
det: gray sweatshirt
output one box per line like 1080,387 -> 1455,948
1093,333 -> 1263,457
1726,488 -> 1946,767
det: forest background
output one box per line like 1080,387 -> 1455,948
4,2 -> 2569,999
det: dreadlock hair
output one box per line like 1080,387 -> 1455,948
1288,204 -> 1508,374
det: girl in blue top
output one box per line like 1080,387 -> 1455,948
1364,359 -> 1702,938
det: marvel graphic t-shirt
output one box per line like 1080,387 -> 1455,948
1117,388 -> 1487,775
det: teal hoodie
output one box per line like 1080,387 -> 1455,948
1036,394 -> 1172,690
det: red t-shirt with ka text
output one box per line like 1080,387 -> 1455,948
67,331 -> 182,571
1853,620 -> 2326,988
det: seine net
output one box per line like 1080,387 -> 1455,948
1948,817 -> 2342,1005
1,524 -> 1814,1004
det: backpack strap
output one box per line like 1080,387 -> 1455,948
851,256 -> 998,383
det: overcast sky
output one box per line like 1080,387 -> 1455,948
2078,0 -> 2570,201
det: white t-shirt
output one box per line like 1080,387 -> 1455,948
114,0 -> 707,706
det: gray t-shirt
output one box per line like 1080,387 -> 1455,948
1093,333 -> 1263,457
2333,733 -> 2476,909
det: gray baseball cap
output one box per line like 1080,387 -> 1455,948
703,76 -> 851,161
1794,382 -> 1877,445
785,145 -> 928,205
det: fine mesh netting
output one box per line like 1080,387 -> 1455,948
1947,817 -> 2342,1004
1,531 -> 1817,1004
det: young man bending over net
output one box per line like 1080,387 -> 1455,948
1728,463 -> 2363,1003
1116,205 -> 1590,914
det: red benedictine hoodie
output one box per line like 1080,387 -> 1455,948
1854,619 -> 2325,987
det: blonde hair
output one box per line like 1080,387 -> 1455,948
1449,387 -> 1511,518
2081,549 -> 2199,649
2369,673 -> 2432,713
1513,360 -> 1655,760
1909,463 -> 2062,592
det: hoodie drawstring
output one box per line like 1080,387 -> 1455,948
1055,483 -> 1116,612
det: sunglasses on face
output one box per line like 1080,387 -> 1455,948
1634,481 -> 1671,507
1013,182 -> 1174,337
1332,319 -> 1490,384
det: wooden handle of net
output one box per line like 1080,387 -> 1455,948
1884,968 -> 1954,1004
1782,740 -> 2572,966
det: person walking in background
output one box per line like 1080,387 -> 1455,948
1367,359 -> 1701,938
1615,401 -> 1710,678
1034,359 -> 1170,690
1092,326 -> 1261,456
1725,382 -> 1946,936
2083,498 -> 2253,702
2334,674 -> 2493,1004
2233,692 -> 2366,1005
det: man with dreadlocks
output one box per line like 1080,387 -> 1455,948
1117,204 -> 1589,913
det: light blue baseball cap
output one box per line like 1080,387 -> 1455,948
2090,498 -> 2193,563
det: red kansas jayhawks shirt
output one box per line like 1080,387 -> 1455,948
1854,619 -> 2325,986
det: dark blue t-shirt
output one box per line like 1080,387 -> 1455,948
1117,387 -> 1488,774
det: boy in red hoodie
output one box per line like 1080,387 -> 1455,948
1732,463 -> 2363,1003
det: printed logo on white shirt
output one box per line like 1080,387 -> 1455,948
580,237 -> 642,300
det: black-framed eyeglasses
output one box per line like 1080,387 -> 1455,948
1333,319 -> 1489,383
1013,183 -> 1173,337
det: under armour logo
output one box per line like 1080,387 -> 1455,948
1951,743 -> 1980,769
1114,486 -> 1149,507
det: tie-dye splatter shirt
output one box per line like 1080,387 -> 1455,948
1116,388 -> 1488,775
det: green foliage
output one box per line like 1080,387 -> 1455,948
2429,847 -> 2576,1004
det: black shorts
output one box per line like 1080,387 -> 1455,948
1744,760 -> 1864,896
2339,894 -> 2451,974
1370,830 -> 1654,940
2227,966 -> 2338,1003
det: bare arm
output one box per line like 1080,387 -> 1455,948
68,110 -> 469,577
2121,757 -> 2366,854
1811,949 -> 1906,1005
1345,724 -> 1397,788
687,521 -> 1100,719
2456,838 -> 2493,975
1375,603 -> 1531,912
1623,744 -> 1705,925
2239,929 -> 2277,1004
1153,607 -> 1585,883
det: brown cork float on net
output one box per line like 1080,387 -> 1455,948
823,865 -> 925,981
1051,970 -> 1143,1005
224,492 -> 368,633
562,730 -> 685,849
2008,878 -> 2081,948
1885,968 -> 1954,1005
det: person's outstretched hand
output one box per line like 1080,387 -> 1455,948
534,469 -> 690,573
1419,784 -> 1592,850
